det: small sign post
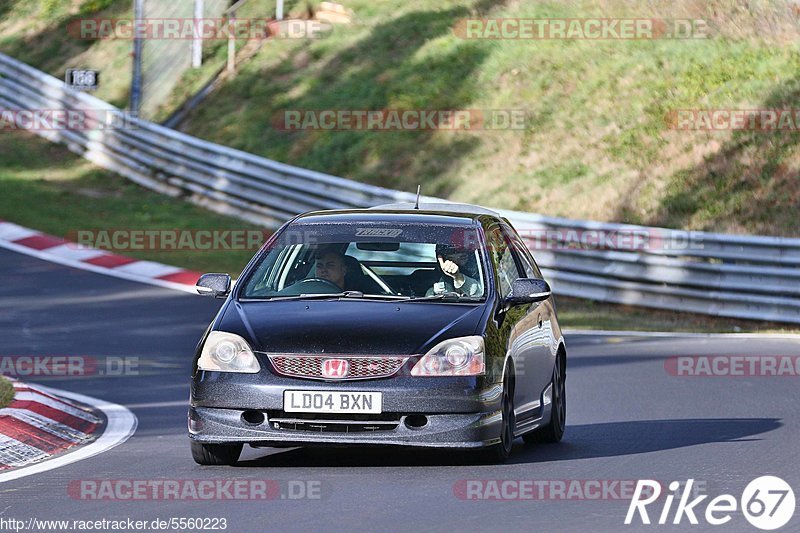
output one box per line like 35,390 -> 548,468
65,69 -> 100,91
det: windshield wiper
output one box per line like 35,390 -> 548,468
350,293 -> 412,300
408,291 -> 482,302
262,292 -> 350,301
263,291 -> 411,301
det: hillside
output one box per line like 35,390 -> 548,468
0,0 -> 271,118
0,0 -> 134,108
1,0 -> 799,236
175,0 -> 800,236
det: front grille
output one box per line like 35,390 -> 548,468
267,355 -> 407,381
267,411 -> 401,433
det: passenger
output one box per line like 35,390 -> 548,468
428,244 -> 482,296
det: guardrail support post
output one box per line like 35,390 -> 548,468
130,0 -> 144,113
227,10 -> 236,75
193,0 -> 204,68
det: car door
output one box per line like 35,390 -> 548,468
504,224 -> 560,362
500,223 -> 555,423
485,223 -> 542,424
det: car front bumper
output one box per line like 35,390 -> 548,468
189,371 -> 503,448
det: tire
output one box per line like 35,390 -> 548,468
480,364 -> 515,463
191,441 -> 243,466
523,352 -> 566,444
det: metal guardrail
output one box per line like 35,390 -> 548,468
2,52 -> 799,323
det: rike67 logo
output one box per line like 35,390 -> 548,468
625,477 -> 795,530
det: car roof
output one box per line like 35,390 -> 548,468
369,202 -> 500,216
296,203 -> 499,225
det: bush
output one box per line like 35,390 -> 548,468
39,0 -> 61,19
0,377 -> 13,409
79,0 -> 120,16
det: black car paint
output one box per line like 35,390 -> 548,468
189,208 -> 565,452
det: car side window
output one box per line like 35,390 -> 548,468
486,226 -> 519,299
503,225 -> 542,279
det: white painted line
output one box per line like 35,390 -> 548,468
114,260 -> 184,278
564,329 -> 800,339
0,239 -> 196,294
0,386 -> 137,483
123,400 -> 189,409
0,223 -> 40,242
43,243 -> 107,262
12,384 -> 84,408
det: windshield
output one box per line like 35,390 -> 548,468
239,222 -> 486,301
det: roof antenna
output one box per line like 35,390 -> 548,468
414,185 -> 421,209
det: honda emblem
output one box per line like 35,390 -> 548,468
321,358 -> 349,378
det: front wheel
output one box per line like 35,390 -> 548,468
479,364 -> 515,463
523,354 -> 565,444
191,441 -> 243,466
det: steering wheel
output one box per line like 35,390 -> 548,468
295,278 -> 342,292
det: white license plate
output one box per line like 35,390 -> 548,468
283,391 -> 382,414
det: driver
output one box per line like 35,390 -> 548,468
428,243 -> 482,296
314,249 -> 348,290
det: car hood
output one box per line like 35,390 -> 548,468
219,299 -> 486,355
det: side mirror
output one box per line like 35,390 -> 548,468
196,273 -> 231,298
507,278 -> 551,306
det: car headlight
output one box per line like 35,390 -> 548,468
411,336 -> 485,376
198,331 -> 260,373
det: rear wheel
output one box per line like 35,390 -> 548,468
480,364 -> 515,463
523,352 -> 565,444
191,441 -> 243,466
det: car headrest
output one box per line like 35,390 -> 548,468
342,255 -> 366,277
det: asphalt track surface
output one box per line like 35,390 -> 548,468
2,247 -> 799,532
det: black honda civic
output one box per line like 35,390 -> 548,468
189,203 -> 566,465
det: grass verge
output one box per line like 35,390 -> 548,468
0,131 -> 263,276
558,296 -> 800,334
0,376 -> 13,409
